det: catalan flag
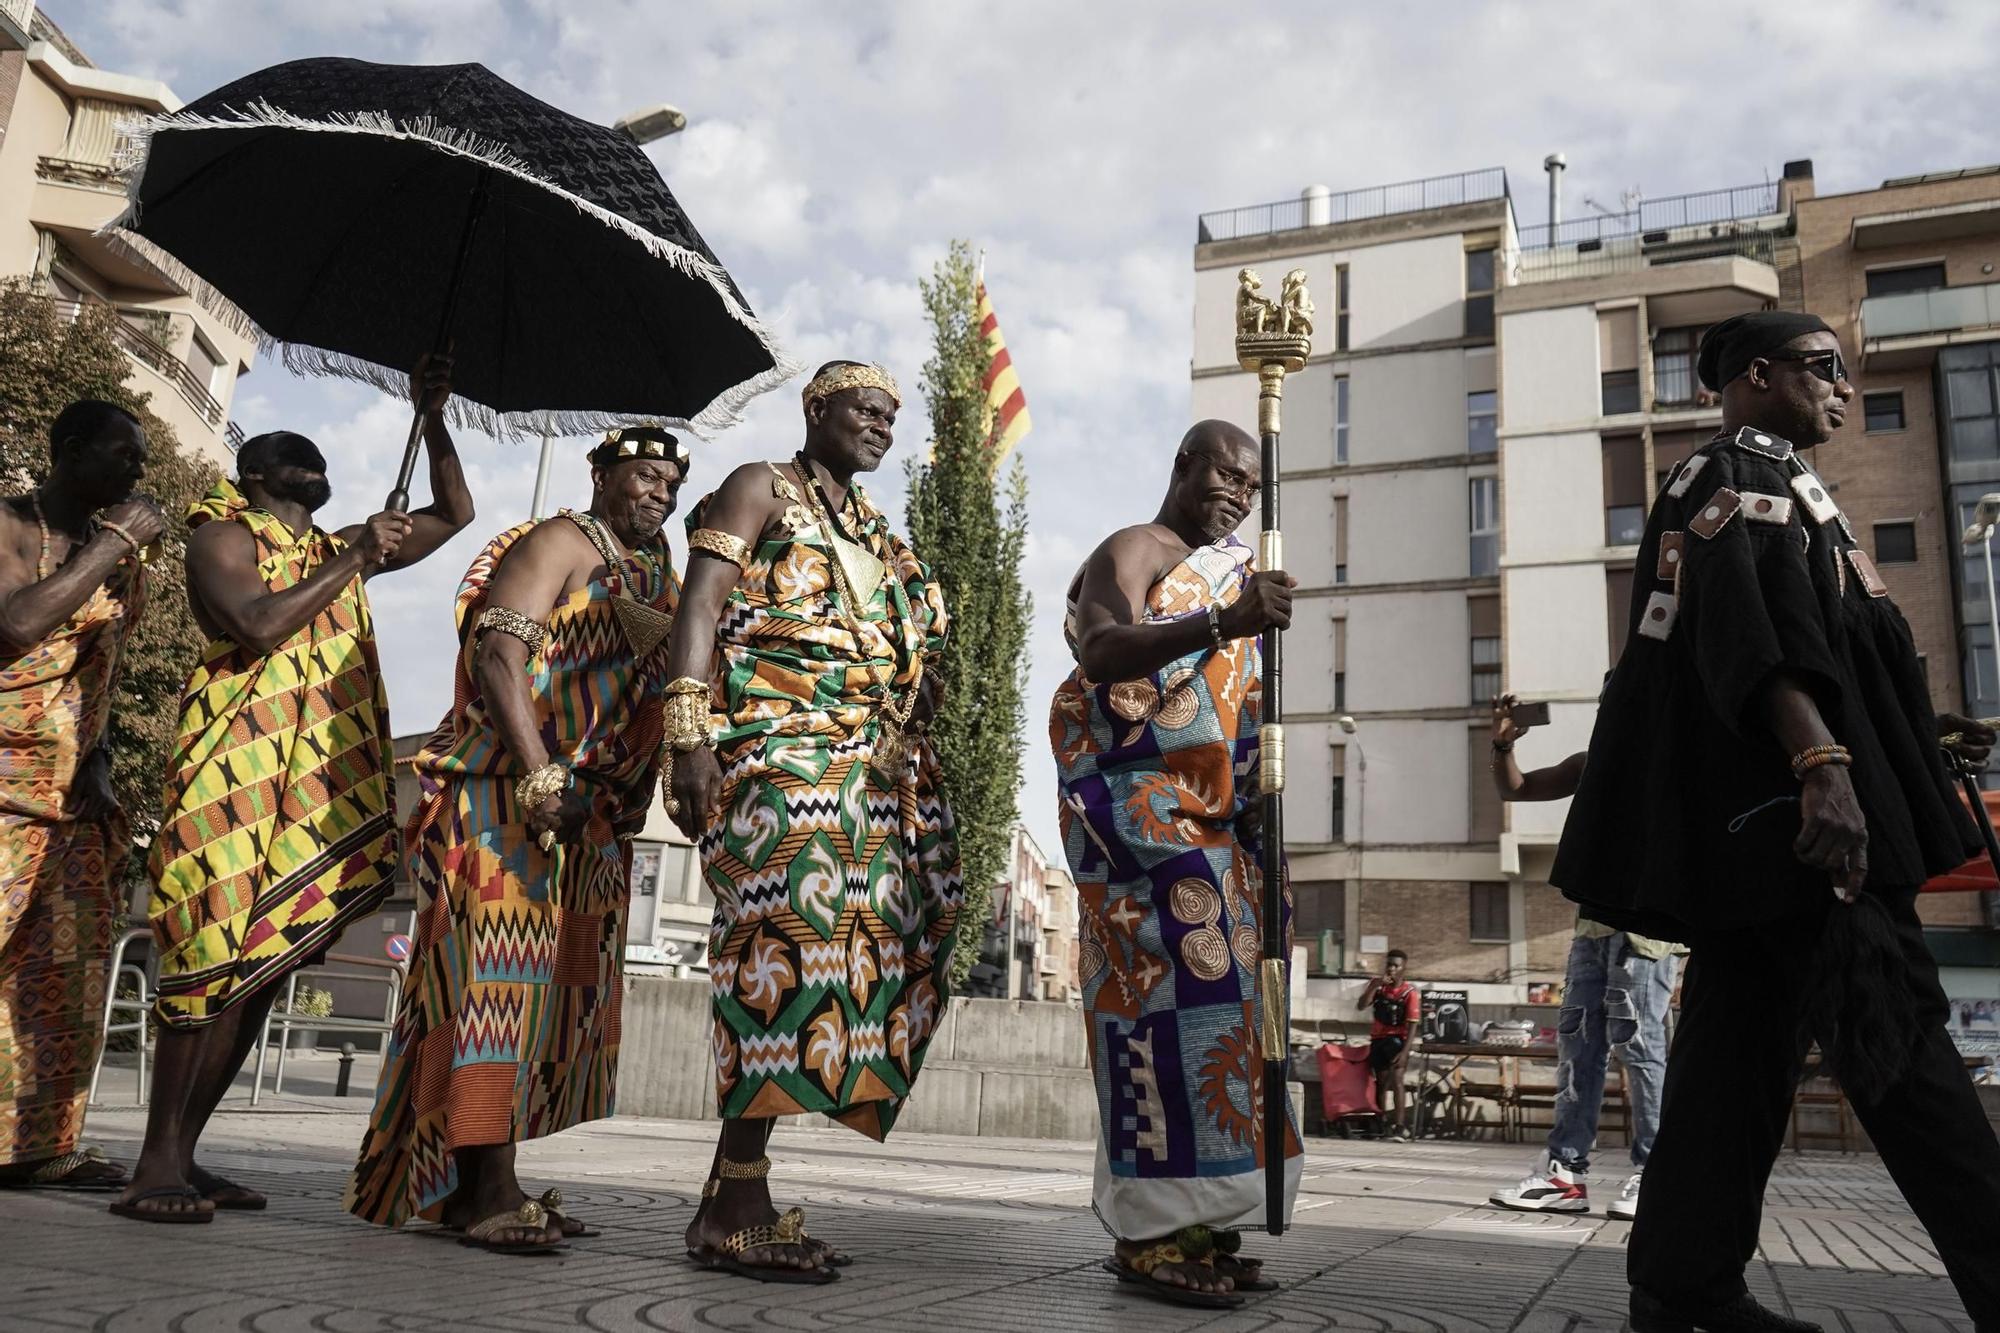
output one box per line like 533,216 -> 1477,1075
977,280 -> 1031,466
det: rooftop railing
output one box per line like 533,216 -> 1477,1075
1512,230 -> 1779,286
1198,167 -> 1510,244
1516,182 -> 1783,250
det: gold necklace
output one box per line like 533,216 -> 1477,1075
790,461 -> 923,781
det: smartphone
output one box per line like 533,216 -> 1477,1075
1508,700 -> 1551,728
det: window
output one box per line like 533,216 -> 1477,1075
1943,343 -> 2000,466
1329,776 -> 1345,843
1333,671 -> 1346,711
1601,369 -> 1641,416
1467,389 -> 1497,455
1295,880 -> 1346,976
1875,521 -> 1918,565
1336,260 -> 1352,348
1470,635 -> 1500,704
1864,390 -> 1905,432
1334,495 -> 1350,584
1469,882 -> 1510,943
1464,248 -> 1496,340
1334,376 -> 1350,464
1653,327 -> 1701,407
1469,477 -> 1499,577
1602,433 -> 1646,546
1866,263 -> 1946,298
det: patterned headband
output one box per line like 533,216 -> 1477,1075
589,425 -> 689,471
801,363 -> 900,410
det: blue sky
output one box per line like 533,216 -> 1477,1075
57,0 -> 2000,858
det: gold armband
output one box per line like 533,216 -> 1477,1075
514,761 -> 570,812
664,676 -> 713,753
689,528 -> 753,570
477,604 -> 547,658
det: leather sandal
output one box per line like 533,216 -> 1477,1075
457,1198 -> 565,1255
686,1155 -> 838,1284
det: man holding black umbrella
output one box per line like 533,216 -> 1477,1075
116,359 -> 473,1224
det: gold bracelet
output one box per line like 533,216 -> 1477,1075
689,527 -> 754,570
664,676 -> 712,753
514,761 -> 570,812
477,604 -> 547,658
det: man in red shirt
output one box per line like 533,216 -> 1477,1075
1357,950 -> 1421,1140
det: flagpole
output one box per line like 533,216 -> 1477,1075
1234,268 -> 1311,1236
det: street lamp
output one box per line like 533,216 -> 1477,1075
528,101 -> 689,520
1336,715 -> 1366,972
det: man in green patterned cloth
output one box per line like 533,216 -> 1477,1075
660,360 -> 961,1284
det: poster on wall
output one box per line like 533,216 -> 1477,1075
1949,998 -> 2000,1060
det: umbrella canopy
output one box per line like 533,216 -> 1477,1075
110,57 -> 794,438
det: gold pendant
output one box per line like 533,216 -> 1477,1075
829,532 -> 886,609
871,718 -> 910,782
611,595 -> 673,660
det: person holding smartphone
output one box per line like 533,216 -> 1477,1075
1484,693 -> 1678,1222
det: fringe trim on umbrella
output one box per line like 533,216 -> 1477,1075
98,101 -> 801,439
99,230 -> 261,343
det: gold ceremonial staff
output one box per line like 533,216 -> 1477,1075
1234,267 -> 1311,1234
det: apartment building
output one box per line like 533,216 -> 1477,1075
1192,170 -> 1521,1001
0,5 -> 252,465
1193,158 -> 2000,1010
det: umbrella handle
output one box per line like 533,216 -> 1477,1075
385,409 -> 425,514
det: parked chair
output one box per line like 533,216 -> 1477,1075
87,925 -> 154,1106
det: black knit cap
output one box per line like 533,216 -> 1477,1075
1696,311 -> 1834,390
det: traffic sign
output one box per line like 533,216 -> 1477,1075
385,933 -> 412,963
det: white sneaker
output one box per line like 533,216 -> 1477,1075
1489,1156 -> 1589,1213
1605,1171 -> 1642,1221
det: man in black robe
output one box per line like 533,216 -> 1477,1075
1554,311 -> 2000,1333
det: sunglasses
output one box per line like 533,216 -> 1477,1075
1761,348 -> 1849,385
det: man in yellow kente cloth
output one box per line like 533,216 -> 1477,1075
115,361 -> 473,1224
347,425 -> 685,1253
0,401 -> 164,1195
663,361 -> 962,1284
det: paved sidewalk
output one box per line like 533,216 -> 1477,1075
0,1105 -> 1976,1332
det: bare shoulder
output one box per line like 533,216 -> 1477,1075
187,516 -> 255,563
1088,523 -> 1184,579
712,460 -> 789,508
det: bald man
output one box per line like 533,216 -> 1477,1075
1050,421 -> 1302,1310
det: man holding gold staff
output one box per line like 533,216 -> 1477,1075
1050,420 -> 1302,1309
663,360 -> 962,1285
346,425 -> 684,1253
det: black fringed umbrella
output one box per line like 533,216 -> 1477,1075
110,57 -> 794,506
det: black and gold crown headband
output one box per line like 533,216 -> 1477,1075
589,424 -> 690,471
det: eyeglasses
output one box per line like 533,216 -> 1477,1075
1761,348 -> 1849,385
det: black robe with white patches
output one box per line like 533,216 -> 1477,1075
1551,427 -> 1977,941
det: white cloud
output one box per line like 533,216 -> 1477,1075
52,0 -> 2000,856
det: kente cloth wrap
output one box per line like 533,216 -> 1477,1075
149,481 -> 395,1028
1049,534 -> 1302,1240
0,545 -> 144,1164
1553,428 -> 1978,937
346,514 -> 678,1227
693,468 -> 961,1140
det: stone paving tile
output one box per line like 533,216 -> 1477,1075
5,1110 -> 1980,1333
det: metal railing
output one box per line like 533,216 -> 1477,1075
47,296 -> 229,429
1199,167 -> 1510,244
250,953 -> 405,1103
1517,182 -> 1782,250
0,0 -> 34,33
227,420 -> 245,452
1512,230 -> 1778,286
87,926 -> 154,1106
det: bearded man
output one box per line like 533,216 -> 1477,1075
1050,420 -> 1302,1309
663,361 -> 961,1284
117,360 -> 473,1223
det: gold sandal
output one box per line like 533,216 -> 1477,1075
2,1146 -> 127,1192
458,1199 -> 564,1255
687,1155 -> 839,1284
1105,1232 -> 1245,1309
536,1187 -> 598,1239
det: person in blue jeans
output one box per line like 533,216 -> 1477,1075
1483,695 -> 1680,1220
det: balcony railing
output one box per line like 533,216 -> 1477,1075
1517,182 -> 1783,249
0,0 -> 34,32
1512,230 -> 1778,286
48,296 -> 230,432
1861,280 -> 2000,343
1198,167 -> 1509,244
